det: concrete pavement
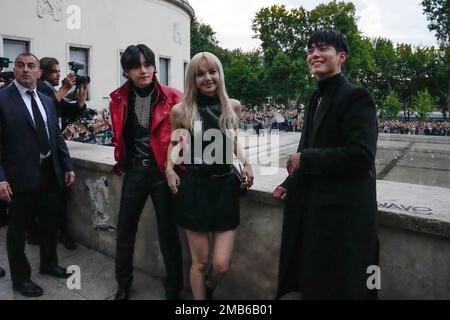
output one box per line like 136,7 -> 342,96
0,226 -> 191,300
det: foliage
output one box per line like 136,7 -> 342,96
421,0 -> 450,45
190,1 -> 449,116
413,88 -> 434,120
380,91 -> 402,120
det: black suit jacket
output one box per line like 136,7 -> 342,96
0,83 -> 74,192
277,75 -> 379,299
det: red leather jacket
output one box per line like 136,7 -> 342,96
109,79 -> 182,176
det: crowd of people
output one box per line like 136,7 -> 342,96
239,108 -> 450,136
378,120 -> 450,136
240,109 -> 304,133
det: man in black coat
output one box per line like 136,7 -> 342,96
28,57 -> 88,250
0,53 -> 75,297
273,30 -> 379,300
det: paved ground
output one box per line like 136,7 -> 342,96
242,131 -> 450,189
0,226 -> 193,300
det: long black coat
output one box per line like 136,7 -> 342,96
276,75 -> 379,300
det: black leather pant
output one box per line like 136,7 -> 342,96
115,164 -> 183,294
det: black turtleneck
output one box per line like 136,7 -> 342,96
318,73 -> 343,93
197,92 -> 220,108
190,92 -> 232,174
133,82 -> 156,98
196,92 -> 221,130
310,73 -> 343,122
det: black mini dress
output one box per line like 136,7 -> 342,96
174,93 -> 240,232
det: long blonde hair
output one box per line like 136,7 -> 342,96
181,52 -> 239,133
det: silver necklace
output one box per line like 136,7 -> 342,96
134,86 -> 156,129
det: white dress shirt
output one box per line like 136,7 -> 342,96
14,80 -> 51,158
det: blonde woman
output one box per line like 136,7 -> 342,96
166,52 -> 254,300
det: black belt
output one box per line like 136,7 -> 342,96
188,165 -> 233,179
131,158 -> 156,167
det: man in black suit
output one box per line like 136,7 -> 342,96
0,53 -> 76,297
273,30 -> 379,300
26,57 -> 88,250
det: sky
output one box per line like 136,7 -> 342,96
187,0 -> 439,51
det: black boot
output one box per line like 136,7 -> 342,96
205,282 -> 215,300
115,287 -> 130,300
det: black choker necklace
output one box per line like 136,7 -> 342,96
133,83 -> 156,98
197,92 -> 219,107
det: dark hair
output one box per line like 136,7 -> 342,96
15,52 -> 40,66
307,29 -> 349,54
39,57 -> 59,80
121,44 -> 155,76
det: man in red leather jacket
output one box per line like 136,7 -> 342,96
109,44 -> 183,300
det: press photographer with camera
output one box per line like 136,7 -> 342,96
37,57 -> 88,131
28,57 -> 89,250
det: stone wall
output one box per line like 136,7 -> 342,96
66,141 -> 450,300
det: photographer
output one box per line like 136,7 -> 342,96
37,57 -> 88,130
29,57 -> 89,250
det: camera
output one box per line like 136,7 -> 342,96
0,57 -> 14,89
0,57 -> 12,70
68,61 -> 91,86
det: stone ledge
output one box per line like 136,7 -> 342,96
67,141 -> 450,239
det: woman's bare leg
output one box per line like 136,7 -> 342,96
206,230 -> 237,289
185,229 -> 210,300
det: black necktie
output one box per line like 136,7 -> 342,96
26,90 -> 50,156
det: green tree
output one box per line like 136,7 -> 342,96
366,38 -> 398,106
380,91 -> 402,120
267,51 -> 294,106
421,0 -> 450,45
251,1 -> 368,108
289,58 -> 316,110
251,5 -> 310,64
413,88 -> 434,120
223,49 -> 267,106
394,44 -> 417,120
190,17 -> 220,57
428,45 -> 450,119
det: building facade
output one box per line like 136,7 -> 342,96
0,0 -> 194,109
